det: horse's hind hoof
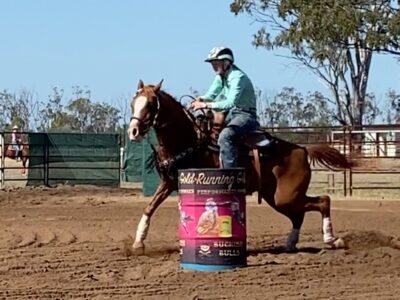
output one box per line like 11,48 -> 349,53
284,244 -> 298,253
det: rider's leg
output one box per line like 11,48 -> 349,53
218,126 -> 238,168
218,111 -> 258,168
14,145 -> 20,161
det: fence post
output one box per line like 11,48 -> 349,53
45,134 -> 50,187
342,126 -> 347,197
348,126 -> 353,196
0,133 -> 4,189
42,133 -> 50,187
118,134 -> 122,186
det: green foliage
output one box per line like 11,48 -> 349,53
0,89 -> 33,131
257,87 -> 336,127
385,89 -> 400,124
1,86 -> 122,133
39,87 -> 65,131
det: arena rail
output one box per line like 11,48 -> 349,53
264,124 -> 400,197
2,125 -> 400,195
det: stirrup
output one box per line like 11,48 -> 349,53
256,139 -> 271,147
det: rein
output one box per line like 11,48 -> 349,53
144,93 -> 211,179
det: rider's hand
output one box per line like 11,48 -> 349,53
191,100 -> 208,110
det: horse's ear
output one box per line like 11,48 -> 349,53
137,80 -> 144,90
154,79 -> 164,92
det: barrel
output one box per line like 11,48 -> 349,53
178,168 -> 247,271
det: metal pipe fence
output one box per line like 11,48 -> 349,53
263,124 -> 400,196
2,126 -> 400,195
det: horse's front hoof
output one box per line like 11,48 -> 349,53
131,241 -> 145,256
123,240 -> 145,256
326,237 -> 348,249
133,241 -> 145,252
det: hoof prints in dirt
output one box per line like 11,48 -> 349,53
343,230 -> 400,250
3,229 -> 77,249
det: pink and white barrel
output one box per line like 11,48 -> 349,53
178,168 -> 247,271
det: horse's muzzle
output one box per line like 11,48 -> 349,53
128,120 -> 147,142
128,119 -> 140,141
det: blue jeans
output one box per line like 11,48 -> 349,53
13,144 -> 20,160
218,109 -> 259,168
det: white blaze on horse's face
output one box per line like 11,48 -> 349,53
128,94 -> 148,141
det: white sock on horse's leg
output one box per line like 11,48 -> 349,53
134,214 -> 150,243
323,217 -> 336,243
286,228 -> 300,250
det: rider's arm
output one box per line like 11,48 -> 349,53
208,74 -> 244,110
201,75 -> 223,102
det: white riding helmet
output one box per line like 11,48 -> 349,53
205,47 -> 234,63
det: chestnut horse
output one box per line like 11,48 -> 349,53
127,80 -> 352,254
3,144 -> 29,175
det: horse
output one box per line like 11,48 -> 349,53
3,144 -> 29,175
127,80 -> 352,254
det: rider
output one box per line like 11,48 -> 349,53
191,46 -> 266,168
11,125 -> 22,161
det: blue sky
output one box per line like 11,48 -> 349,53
1,0 -> 399,106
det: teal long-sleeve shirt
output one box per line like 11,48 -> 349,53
202,65 -> 257,112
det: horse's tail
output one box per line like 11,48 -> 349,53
305,144 -> 354,171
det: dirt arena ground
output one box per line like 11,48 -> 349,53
0,186 -> 399,300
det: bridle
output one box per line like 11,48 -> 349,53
130,91 -> 214,180
130,92 -> 208,136
130,91 -> 161,134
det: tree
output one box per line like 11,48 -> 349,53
0,90 -> 14,129
89,102 -> 120,133
385,89 -> 400,124
39,87 -> 67,131
257,87 -> 336,127
0,89 -> 40,131
230,0 -> 400,126
113,94 -> 132,129
1,85 -> 125,133
18,88 -> 42,131
66,97 -> 92,132
66,86 -> 121,133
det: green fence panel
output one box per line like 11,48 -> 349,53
142,130 -> 161,196
123,129 -> 161,196
27,133 -> 120,187
123,135 -> 143,182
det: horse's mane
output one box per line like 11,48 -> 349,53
142,86 -> 198,173
156,88 -> 177,102
157,89 -> 198,124
144,85 -> 185,108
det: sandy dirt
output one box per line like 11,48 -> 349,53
0,186 -> 399,300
